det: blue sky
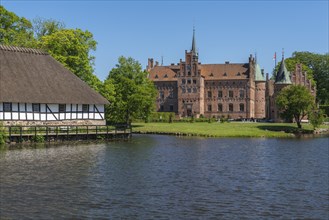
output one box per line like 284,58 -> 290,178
2,0 -> 328,81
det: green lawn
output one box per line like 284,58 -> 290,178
132,122 -> 329,138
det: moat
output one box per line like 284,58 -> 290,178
0,135 -> 328,219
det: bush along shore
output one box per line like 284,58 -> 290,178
132,122 -> 329,138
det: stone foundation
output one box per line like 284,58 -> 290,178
2,120 -> 106,126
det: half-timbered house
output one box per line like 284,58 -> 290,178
0,45 -> 109,126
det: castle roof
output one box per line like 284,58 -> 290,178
148,63 -> 250,81
275,58 -> 292,84
0,45 -> 109,104
254,63 -> 265,81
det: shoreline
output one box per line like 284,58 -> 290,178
132,122 -> 329,138
133,130 -> 329,139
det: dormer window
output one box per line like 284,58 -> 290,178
155,74 -> 158,79
210,73 -> 214,77
237,72 -> 241,76
223,72 -> 227,76
164,74 -> 168,78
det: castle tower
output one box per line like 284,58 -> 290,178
254,62 -> 266,119
177,28 -> 204,117
273,56 -> 292,121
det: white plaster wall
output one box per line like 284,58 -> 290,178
0,103 -> 106,122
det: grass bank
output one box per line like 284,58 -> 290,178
132,122 -> 329,138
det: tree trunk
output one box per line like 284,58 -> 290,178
297,120 -> 302,129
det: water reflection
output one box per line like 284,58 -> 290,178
0,135 -> 328,219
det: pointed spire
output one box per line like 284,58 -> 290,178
191,27 -> 197,56
275,57 -> 292,84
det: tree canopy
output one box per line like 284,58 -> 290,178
276,85 -> 315,129
103,56 -> 157,124
38,29 -> 102,91
0,6 -> 36,47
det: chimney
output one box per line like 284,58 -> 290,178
225,61 -> 230,64
155,61 -> 159,66
147,58 -> 154,70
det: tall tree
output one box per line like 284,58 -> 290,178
38,29 -> 102,91
276,85 -> 315,129
33,17 -> 65,39
0,6 -> 36,47
105,56 -> 157,124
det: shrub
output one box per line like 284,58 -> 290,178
309,109 -> 325,130
0,122 -> 7,145
31,135 -> 45,143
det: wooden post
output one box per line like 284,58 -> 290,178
9,126 -> 11,142
46,126 -> 48,142
20,126 -> 22,142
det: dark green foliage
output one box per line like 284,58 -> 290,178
276,85 -> 315,129
319,105 -> 329,117
146,112 -> 176,123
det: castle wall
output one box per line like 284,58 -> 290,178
254,81 -> 266,118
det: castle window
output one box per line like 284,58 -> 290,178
159,91 -> 164,99
182,88 -> 186,93
239,90 -> 245,98
193,79 -> 197,84
229,90 -> 234,98
160,105 -> 164,111
170,105 -> 174,112
208,105 -> 212,112
208,91 -> 212,98
218,91 -> 223,98
169,91 -> 174,99
229,104 -> 233,112
187,79 -> 191,84
3,102 -> 12,112
193,88 -> 197,93
32,103 -> 40,112
188,71 -> 191,76
187,88 -> 191,93
182,79 -> 186,84
218,104 -> 223,112
239,103 -> 244,112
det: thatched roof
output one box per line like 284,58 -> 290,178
0,45 -> 109,105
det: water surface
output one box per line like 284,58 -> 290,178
0,135 -> 328,219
